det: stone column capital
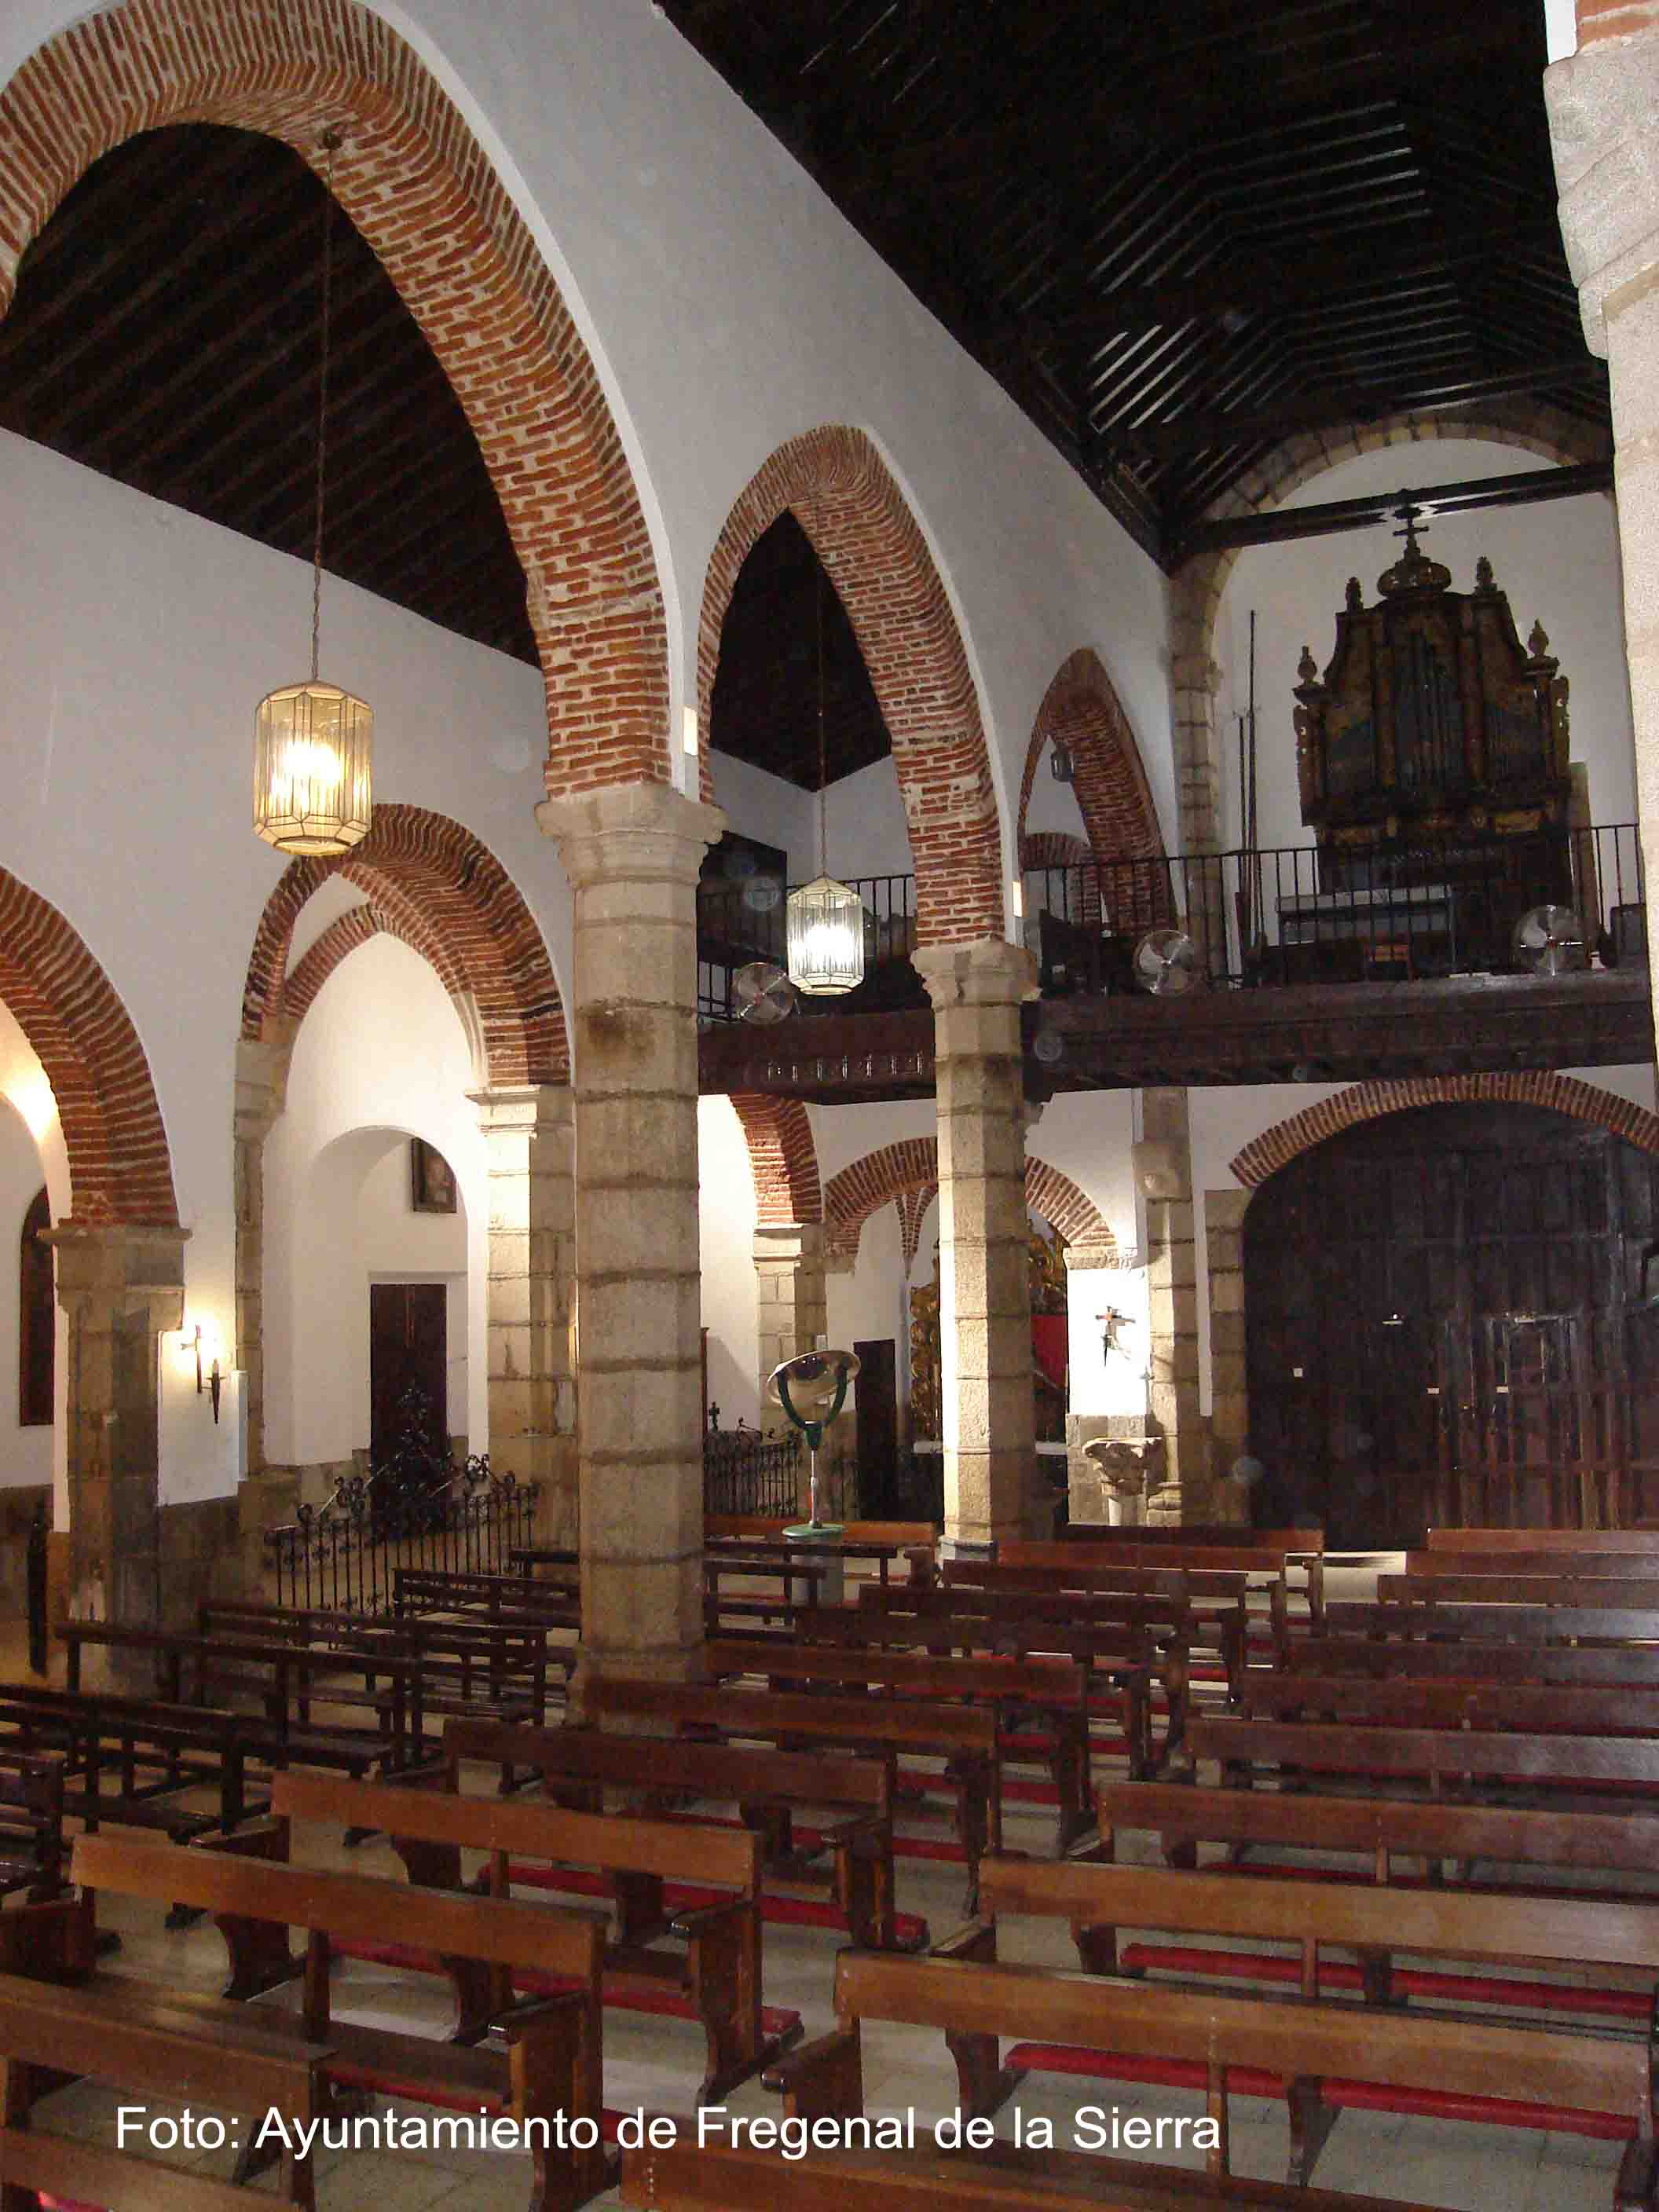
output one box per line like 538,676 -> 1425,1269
44,1221 -> 189,1331
470,1081 -> 575,1138
752,1221 -> 826,1266
1546,31 -> 1659,351
1063,1239 -> 1128,1273
912,938 -> 1038,1010
536,779 -> 726,888
234,1033 -> 291,1141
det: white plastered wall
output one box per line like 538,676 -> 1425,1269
262,931 -> 484,1469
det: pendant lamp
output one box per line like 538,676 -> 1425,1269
786,524 -> 865,994
254,132 -> 372,856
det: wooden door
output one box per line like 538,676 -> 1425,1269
369,1283 -> 448,1469
853,1338 -> 898,1516
1244,1103 -> 1659,1545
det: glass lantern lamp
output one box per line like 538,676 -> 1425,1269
786,871 -> 865,995
254,679 -> 372,855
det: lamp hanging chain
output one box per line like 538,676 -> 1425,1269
815,524 -> 828,877
309,131 -> 342,687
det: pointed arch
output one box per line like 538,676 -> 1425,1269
1230,1073 -> 1659,1190
822,1137 -> 1114,1263
0,0 -> 668,797
728,1095 -> 821,1226
1019,650 -> 1166,865
242,804 -> 568,1085
0,869 -> 177,1226
698,427 -> 1003,947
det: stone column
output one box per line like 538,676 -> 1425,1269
1203,1188 -> 1252,1528
537,781 -> 725,1688
46,1224 -> 187,1664
233,1035 -> 295,1588
473,1083 -> 578,1545
913,940 -> 1038,1550
1137,1089 -> 1210,1523
1547,21 -> 1659,1030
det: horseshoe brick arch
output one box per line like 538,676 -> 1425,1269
729,1095 -> 821,1227
1169,402 -> 1609,855
0,868 -> 178,1227
698,427 -> 1004,947
0,0 -> 668,799
1229,1073 -> 1659,1191
243,804 -> 569,1086
822,1138 -> 1114,1264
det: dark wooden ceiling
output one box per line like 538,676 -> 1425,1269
0,4 -> 1611,794
663,0 -> 1611,558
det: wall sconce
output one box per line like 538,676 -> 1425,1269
1050,739 -> 1074,782
179,1323 -> 222,1424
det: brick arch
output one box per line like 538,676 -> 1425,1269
822,1138 -> 1113,1262
0,869 -> 177,1227
1169,402 -> 1608,855
729,1095 -> 822,1226
0,0 -> 668,799
697,427 -> 1003,947
1229,1074 -> 1659,1192
1018,650 -> 1166,866
279,902 -> 463,1027
243,804 -> 568,1084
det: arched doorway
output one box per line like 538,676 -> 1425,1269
1243,1102 -> 1659,1544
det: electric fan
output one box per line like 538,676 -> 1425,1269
1132,926 -> 1200,995
732,961 -> 797,1023
1511,905 -> 1588,976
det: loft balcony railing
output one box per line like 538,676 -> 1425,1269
698,826 -> 1645,1020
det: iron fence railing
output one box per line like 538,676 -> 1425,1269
702,1414 -> 805,1518
698,873 -> 918,1023
696,826 -> 1643,1017
265,1456 -> 540,1613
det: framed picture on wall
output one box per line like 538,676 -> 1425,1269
410,1138 -> 458,1214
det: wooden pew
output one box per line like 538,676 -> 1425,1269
844,1583 -> 1185,1769
1096,1775 -> 1659,1910
1379,1571 -> 1659,1611
1322,1596 -> 1659,1646
66,1830 -> 611,2211
0,1965 -> 328,2212
0,1683 -> 258,1844
1060,1522 -> 1324,1552
1404,1548 -> 1659,1580
0,1753 -> 62,1899
443,1715 -> 914,1952
1287,1630 -> 1659,1683
390,1565 -> 581,1626
703,1517 -> 937,1588
264,1767 -> 798,2104
950,1851 -> 1659,2166
1426,1525 -> 1659,1555
762,1947 -> 1659,2201
703,1638 -> 1094,1854
621,2135 -> 1441,2212
1187,1711 -> 1659,1803
943,1557 -> 1250,1696
1236,1668 -> 1659,1745
588,1677 -> 999,1913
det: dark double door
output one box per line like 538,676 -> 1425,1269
368,1282 -> 449,1470
1244,1104 -> 1659,1547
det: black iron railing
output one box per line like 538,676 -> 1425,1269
265,1456 -> 540,1613
698,873 -> 920,1023
702,1412 -> 804,1518
1031,822 -> 1643,992
697,826 -> 1643,1017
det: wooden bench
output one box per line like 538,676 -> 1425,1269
1097,1775 -> 1659,1910
704,1638 -> 1094,1854
1405,1548 -> 1659,1580
0,1683 -> 258,1847
588,1677 -> 999,1913
1426,1526 -> 1659,1555
947,1851 -> 1659,2172
1187,1711 -> 1659,1804
1325,1596 -> 1659,1646
1380,1570 -> 1659,1612
0,1963 -> 328,2212
1287,1632 -> 1659,1686
265,1767 -> 799,2104
943,1557 -> 1251,1695
1238,1668 -> 1659,1743
443,1715 -> 914,1951
64,1829 -> 611,2211
390,1565 -> 582,1628
0,1752 -> 62,1899
1060,1522 -> 1324,1553
762,1947 -> 1659,2202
